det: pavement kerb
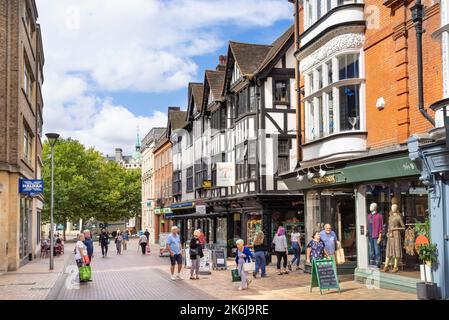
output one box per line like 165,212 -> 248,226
45,252 -> 75,300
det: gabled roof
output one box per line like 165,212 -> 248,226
186,83 -> 204,122
222,25 -> 295,95
168,109 -> 187,133
205,70 -> 225,102
255,25 -> 294,75
228,41 -> 272,76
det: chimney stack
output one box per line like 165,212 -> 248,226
168,106 -> 180,111
217,55 -> 227,71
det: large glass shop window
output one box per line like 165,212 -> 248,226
271,210 -> 304,248
365,179 -> 428,276
216,217 -> 227,247
246,214 -> 262,245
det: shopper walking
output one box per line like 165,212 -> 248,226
288,226 -> 302,271
319,224 -> 339,260
83,230 -> 94,265
138,232 -> 148,255
235,239 -> 253,290
115,231 -> 123,255
98,228 -> 110,258
167,226 -> 183,280
252,231 -> 267,278
272,226 -> 289,275
122,230 -> 129,251
189,229 -> 204,280
75,233 -> 90,283
144,229 -> 150,243
306,231 -> 329,264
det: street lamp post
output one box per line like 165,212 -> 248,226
46,133 -> 59,270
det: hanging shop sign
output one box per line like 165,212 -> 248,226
202,180 -> 212,189
196,205 -> 207,215
19,179 -> 43,194
216,162 -> 235,187
154,208 -> 162,214
163,208 -> 172,214
310,257 -> 340,294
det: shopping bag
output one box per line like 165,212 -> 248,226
79,265 -> 91,281
231,268 -> 241,282
82,255 -> 90,265
335,244 -> 345,265
146,245 -> 151,254
243,261 -> 255,272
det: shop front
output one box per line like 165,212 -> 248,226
154,207 -> 172,244
284,154 -> 429,292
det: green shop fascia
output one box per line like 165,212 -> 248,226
283,154 -> 428,292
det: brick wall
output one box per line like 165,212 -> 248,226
364,0 -> 442,148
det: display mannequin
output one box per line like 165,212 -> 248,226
367,203 -> 383,267
382,204 -> 405,273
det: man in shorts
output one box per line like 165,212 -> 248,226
167,226 -> 183,280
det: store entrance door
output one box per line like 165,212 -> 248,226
318,190 -> 357,261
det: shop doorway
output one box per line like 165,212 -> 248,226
308,189 -> 357,261
320,189 -> 357,261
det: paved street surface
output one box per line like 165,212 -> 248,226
0,239 -> 416,300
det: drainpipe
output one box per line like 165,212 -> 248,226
294,0 -> 303,163
411,0 -> 436,126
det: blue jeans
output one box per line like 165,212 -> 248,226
291,242 -> 301,266
369,237 -> 381,266
254,251 -> 266,276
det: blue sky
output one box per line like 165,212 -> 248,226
37,0 -> 293,154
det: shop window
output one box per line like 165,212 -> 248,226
247,215 -> 262,245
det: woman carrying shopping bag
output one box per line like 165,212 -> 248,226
235,239 -> 254,291
75,233 -> 91,283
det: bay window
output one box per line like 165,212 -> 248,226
304,0 -> 360,29
304,52 -> 363,142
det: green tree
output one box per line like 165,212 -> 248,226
42,138 -> 143,239
42,138 -> 104,240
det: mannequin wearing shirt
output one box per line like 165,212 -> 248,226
367,203 -> 383,267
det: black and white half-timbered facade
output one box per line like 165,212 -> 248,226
170,27 -> 304,254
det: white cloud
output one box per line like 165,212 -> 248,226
36,0 -> 291,153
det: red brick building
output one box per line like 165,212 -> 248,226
283,0 -> 444,293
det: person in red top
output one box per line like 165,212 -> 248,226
367,203 -> 383,267
198,229 -> 206,248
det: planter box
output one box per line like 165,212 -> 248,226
416,282 -> 438,300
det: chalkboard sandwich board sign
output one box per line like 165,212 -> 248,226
212,250 -> 227,270
310,257 -> 340,294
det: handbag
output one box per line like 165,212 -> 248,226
335,243 -> 345,265
231,268 -> 241,282
189,248 -> 198,256
243,261 -> 255,272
